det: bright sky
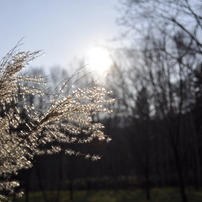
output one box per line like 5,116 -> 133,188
0,0 -> 120,70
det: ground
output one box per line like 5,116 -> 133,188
12,188 -> 202,202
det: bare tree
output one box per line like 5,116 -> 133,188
115,1 -> 202,201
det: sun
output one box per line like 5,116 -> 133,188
86,47 -> 112,77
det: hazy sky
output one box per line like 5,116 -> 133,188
0,0 -> 120,69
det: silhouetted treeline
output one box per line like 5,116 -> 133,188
15,62 -> 202,202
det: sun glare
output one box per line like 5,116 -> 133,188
86,47 -> 112,77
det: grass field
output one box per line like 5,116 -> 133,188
12,188 -> 202,202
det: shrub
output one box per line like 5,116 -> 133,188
0,45 -> 113,200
